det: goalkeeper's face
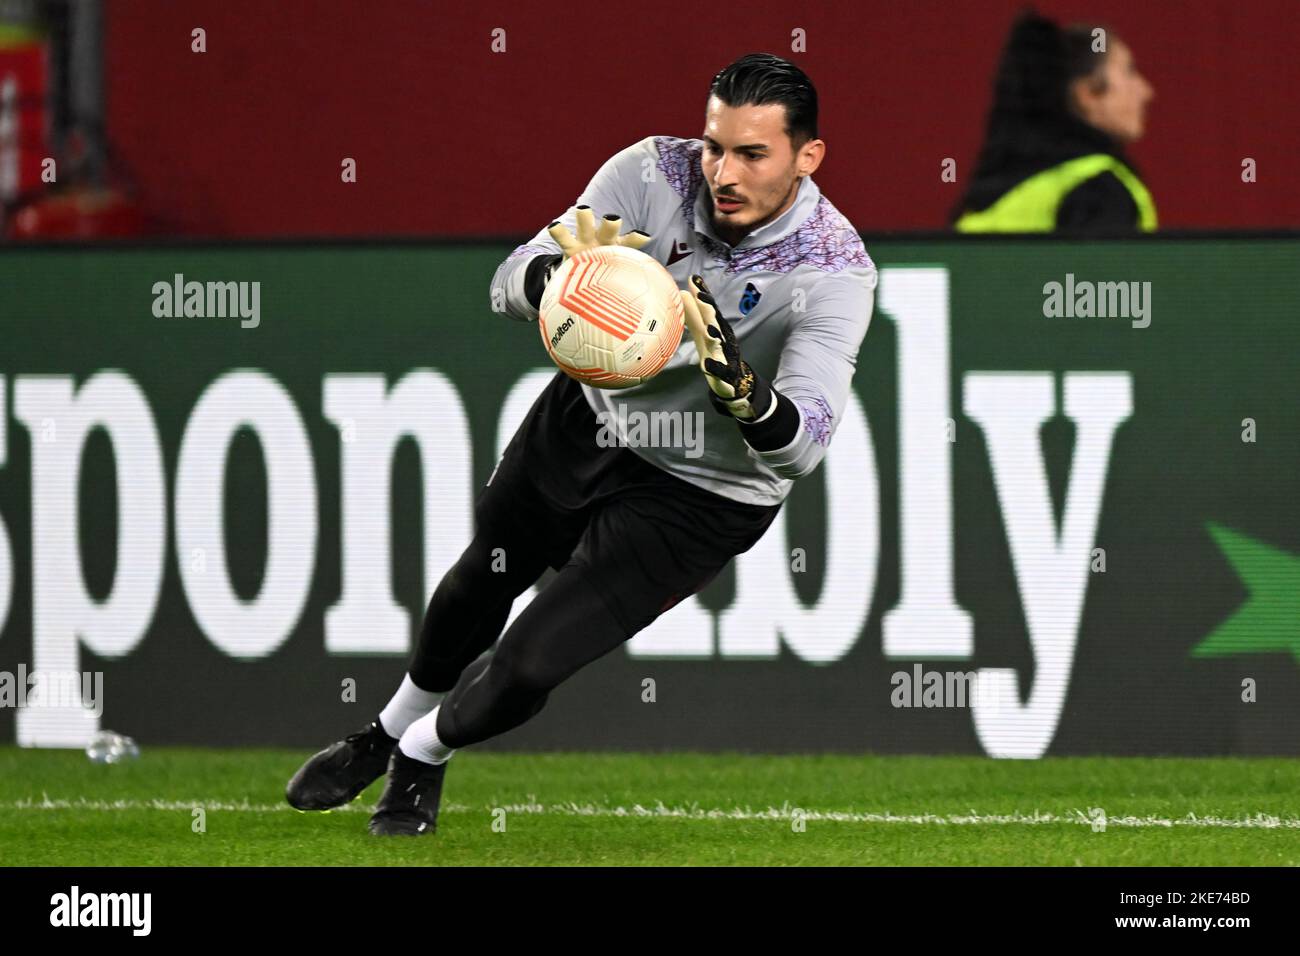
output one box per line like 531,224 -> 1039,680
701,96 -> 824,245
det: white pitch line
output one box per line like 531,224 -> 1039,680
4,796 -> 1300,830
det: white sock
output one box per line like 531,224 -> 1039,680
399,705 -> 457,766
378,674 -> 445,740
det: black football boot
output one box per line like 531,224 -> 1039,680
367,750 -> 449,836
285,720 -> 397,811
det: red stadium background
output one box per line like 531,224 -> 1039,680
101,0 -> 1300,237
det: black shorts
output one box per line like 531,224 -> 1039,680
474,371 -> 782,636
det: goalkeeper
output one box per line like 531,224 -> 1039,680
286,52 -> 876,836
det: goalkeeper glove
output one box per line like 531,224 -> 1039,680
549,205 -> 652,259
681,274 -> 774,421
681,274 -> 804,452
524,206 -> 652,309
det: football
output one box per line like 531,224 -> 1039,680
538,244 -> 686,389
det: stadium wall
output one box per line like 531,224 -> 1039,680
0,238 -> 1296,756
99,0 -> 1300,235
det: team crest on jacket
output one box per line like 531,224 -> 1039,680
739,282 -> 762,316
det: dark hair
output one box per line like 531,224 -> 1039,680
975,12 -> 1117,124
1063,22 -> 1115,93
949,10 -> 1127,221
708,53 -> 819,149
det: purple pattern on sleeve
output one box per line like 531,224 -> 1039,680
800,395 -> 835,447
652,135 -> 874,275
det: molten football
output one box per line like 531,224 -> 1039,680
538,245 -> 685,389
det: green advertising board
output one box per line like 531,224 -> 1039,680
0,238 -> 1295,755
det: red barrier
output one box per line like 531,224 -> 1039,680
102,0 -> 1300,235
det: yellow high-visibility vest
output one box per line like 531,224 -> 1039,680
955,154 -> 1157,232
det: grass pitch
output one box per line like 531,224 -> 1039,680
1,747 -> 1297,866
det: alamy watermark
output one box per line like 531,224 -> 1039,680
0,664 -> 103,716
1042,273 -> 1151,329
151,273 -> 261,328
50,886 -> 151,936
890,664 -> 1003,711
596,405 -> 705,459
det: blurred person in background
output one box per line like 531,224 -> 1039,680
952,10 -> 1156,233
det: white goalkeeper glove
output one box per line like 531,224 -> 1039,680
548,205 -> 652,259
524,206 -> 653,310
